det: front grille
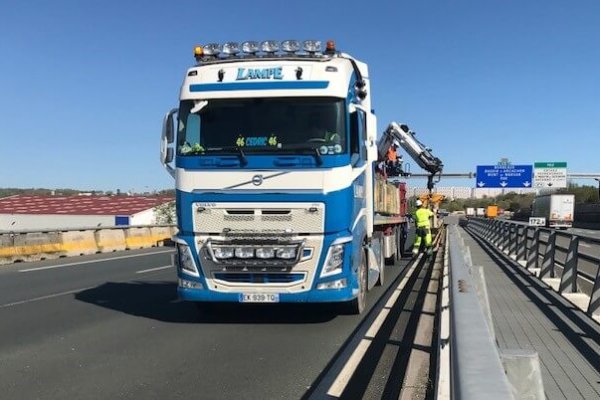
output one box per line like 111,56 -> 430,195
214,272 -> 305,284
193,202 -> 324,234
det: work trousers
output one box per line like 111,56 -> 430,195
413,226 -> 432,253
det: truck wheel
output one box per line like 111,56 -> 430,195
346,249 -> 367,315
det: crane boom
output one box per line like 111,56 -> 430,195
377,122 -> 443,190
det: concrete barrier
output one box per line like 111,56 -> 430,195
0,231 -> 64,264
60,230 -> 98,256
0,225 -> 175,265
94,229 -> 127,253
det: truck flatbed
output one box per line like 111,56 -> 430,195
374,214 -> 407,226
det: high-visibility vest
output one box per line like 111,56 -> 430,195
415,207 -> 433,228
387,148 -> 397,161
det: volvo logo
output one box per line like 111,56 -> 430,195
252,174 -> 264,186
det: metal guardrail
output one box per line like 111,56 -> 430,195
465,218 -> 600,323
439,225 -> 515,399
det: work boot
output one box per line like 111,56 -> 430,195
426,248 -> 433,256
412,249 -> 418,258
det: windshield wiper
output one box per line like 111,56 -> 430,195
204,147 -> 248,166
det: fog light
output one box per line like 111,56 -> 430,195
235,247 -> 254,258
178,278 -> 203,289
317,278 -> 347,290
276,247 -> 296,259
256,248 -> 275,259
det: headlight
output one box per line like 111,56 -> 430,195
256,248 -> 275,259
276,247 -> 296,259
213,247 -> 234,259
320,244 -> 344,277
177,243 -> 198,276
235,247 -> 254,259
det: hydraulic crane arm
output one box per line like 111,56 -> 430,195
377,122 -> 444,189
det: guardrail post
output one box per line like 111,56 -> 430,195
509,224 -> 518,257
484,220 -> 493,240
493,220 -> 502,244
526,229 -> 540,270
501,222 -> 510,250
516,226 -> 527,261
559,236 -> 579,294
539,231 -> 556,279
587,262 -> 600,322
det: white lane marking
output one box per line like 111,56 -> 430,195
0,286 -> 95,309
136,265 -> 172,274
579,243 -> 591,248
19,250 -> 174,273
327,258 -> 421,397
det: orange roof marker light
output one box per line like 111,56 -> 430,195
325,40 -> 336,55
193,45 -> 203,61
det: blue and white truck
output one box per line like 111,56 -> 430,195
160,40 -> 442,314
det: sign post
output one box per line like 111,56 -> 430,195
533,162 -> 567,188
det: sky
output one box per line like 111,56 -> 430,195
1,0 -> 599,192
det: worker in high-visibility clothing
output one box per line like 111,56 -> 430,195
413,199 -> 434,256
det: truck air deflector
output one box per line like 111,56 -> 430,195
189,81 -> 329,92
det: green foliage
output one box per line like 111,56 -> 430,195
153,201 -> 176,224
558,183 -> 599,203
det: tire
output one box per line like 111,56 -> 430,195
377,259 -> 385,286
346,249 -> 367,315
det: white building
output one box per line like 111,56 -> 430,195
0,195 -> 174,231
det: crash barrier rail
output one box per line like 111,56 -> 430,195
0,225 -> 177,265
465,218 -> 600,323
436,225 -> 519,400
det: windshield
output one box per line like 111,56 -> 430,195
177,97 -> 346,156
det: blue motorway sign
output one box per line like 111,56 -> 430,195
475,165 -> 533,188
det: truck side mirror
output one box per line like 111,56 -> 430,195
163,111 -> 176,144
165,147 -> 174,164
161,108 -> 178,178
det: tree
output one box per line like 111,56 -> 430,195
153,201 -> 176,224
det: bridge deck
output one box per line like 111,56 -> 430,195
461,227 -> 600,400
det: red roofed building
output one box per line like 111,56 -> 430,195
0,195 -> 174,231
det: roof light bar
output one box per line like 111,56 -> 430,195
194,39 -> 338,62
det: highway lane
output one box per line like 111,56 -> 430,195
0,240 -> 426,399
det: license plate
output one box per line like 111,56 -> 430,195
239,293 -> 280,303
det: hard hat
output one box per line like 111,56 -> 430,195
393,140 -> 400,147
416,199 -> 423,207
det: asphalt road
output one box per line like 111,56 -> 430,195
0,239 -> 430,400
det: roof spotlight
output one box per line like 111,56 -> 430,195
203,43 -> 221,56
261,40 -> 280,54
303,40 -> 322,54
222,42 -> 240,56
242,41 -> 259,54
281,40 -> 301,53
